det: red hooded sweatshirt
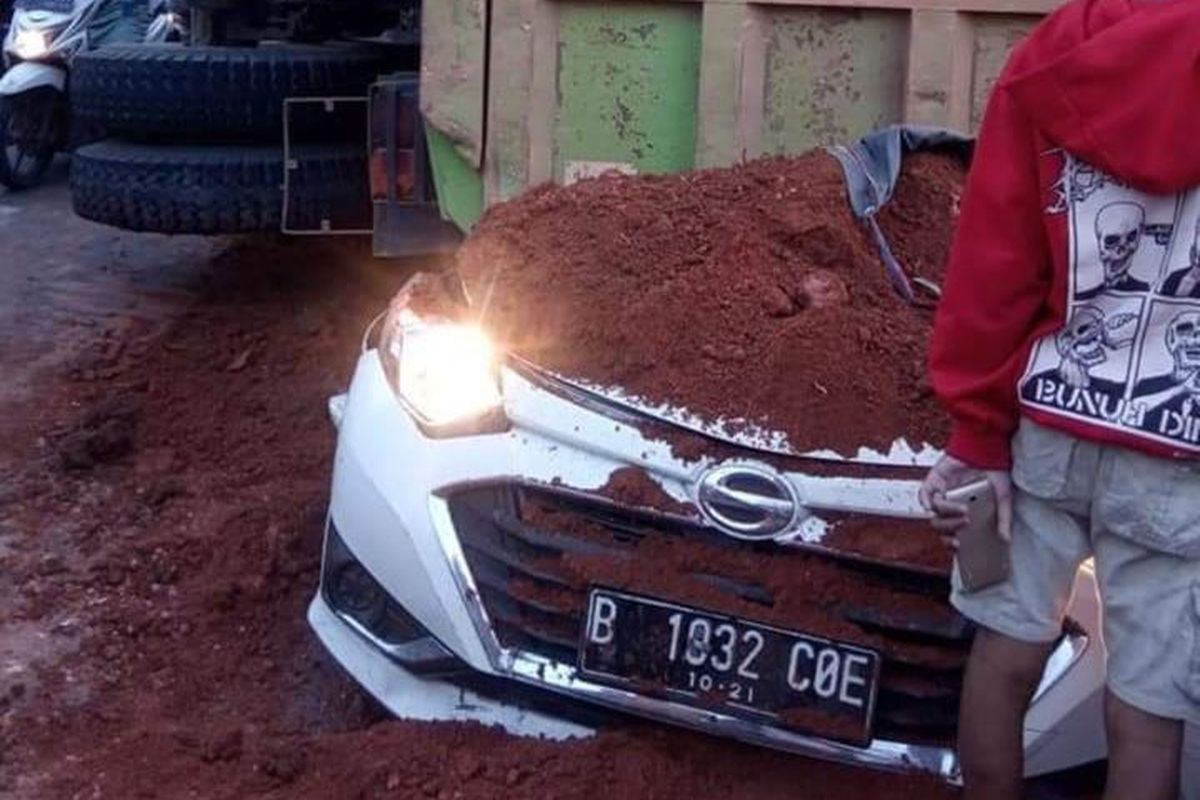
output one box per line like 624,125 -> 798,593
931,0 -> 1200,469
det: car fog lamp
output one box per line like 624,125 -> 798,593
12,29 -> 50,59
331,562 -> 386,627
378,306 -> 504,433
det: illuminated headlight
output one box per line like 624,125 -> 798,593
378,303 -> 506,435
12,30 -> 50,59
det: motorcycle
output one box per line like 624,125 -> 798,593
0,0 -> 183,190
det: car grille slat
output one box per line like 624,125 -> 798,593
492,509 -> 627,557
478,587 -> 581,653
840,604 -> 973,644
464,553 -> 576,613
690,572 -> 774,606
457,522 -> 578,588
875,695 -> 960,729
462,540 -> 572,587
447,483 -> 970,748
879,665 -> 962,702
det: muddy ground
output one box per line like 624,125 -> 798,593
0,169 -> 1102,799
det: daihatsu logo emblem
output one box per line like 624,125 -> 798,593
696,464 -> 798,540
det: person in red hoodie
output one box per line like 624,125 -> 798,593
918,0 -> 1199,797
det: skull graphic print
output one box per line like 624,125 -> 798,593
1166,311 -> 1200,385
1090,202 -> 1151,294
1054,306 -> 1137,388
1132,306 -> 1200,430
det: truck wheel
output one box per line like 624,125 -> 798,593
71,140 -> 370,235
71,44 -> 387,143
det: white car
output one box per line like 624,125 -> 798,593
308,279 -> 1109,784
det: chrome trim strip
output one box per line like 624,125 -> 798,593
427,494 -> 508,666
360,311 -> 386,353
507,355 -> 802,459
507,650 -> 957,779
427,494 -> 963,783
1032,632 -> 1090,703
327,393 -> 348,430
329,605 -> 454,666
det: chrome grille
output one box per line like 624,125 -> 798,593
446,483 -> 971,747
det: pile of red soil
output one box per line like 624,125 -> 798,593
457,151 -> 965,456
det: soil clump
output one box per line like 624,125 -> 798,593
598,465 -> 696,517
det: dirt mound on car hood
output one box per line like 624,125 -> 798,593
457,151 -> 965,457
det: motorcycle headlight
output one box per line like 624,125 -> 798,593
12,29 -> 50,59
377,301 -> 506,436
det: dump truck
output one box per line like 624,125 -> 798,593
63,0 -> 1052,260
65,0 -> 460,255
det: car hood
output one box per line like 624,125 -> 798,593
514,356 -> 942,468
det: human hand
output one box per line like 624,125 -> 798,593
918,454 -> 1014,542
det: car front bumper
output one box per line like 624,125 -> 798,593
311,349 -> 1110,783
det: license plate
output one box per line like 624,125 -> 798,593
578,588 -> 881,745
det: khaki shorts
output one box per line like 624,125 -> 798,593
951,418 -> 1200,725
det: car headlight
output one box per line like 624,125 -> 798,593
377,299 -> 506,436
11,30 -> 50,59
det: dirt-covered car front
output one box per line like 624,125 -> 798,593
308,148 -> 1109,782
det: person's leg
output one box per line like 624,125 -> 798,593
1103,690 -> 1183,800
1090,445 -> 1200,800
958,628 -> 1055,800
949,421 -> 1099,799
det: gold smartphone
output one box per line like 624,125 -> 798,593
945,479 -> 1010,592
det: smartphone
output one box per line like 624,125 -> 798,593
945,479 -> 1010,592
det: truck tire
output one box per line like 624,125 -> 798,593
71,44 -> 386,142
71,140 -> 370,235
